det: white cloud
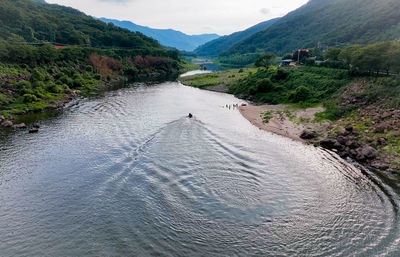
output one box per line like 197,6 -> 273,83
46,0 -> 309,35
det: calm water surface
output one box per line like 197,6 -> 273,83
0,78 -> 399,256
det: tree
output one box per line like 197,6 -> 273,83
339,42 -> 400,75
255,53 -> 276,68
338,45 -> 362,65
324,47 -> 341,61
289,86 -> 313,103
282,53 -> 293,60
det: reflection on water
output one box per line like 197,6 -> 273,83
0,82 -> 399,256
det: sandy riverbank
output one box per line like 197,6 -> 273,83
239,104 -> 325,142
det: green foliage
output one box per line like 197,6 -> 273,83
72,78 -> 85,88
304,58 -> 316,66
283,54 -> 293,60
0,94 -> 10,105
0,0 -> 166,52
86,65 -> 93,72
178,60 -> 200,74
289,86 -> 313,103
255,53 -> 276,68
195,18 -> 279,57
262,111 -> 274,123
223,0 -> 400,57
15,80 -> 33,94
46,82 -> 63,93
30,68 -> 47,82
315,101 -> 344,121
23,94 -> 38,103
358,76 -> 400,108
338,41 -> 400,75
324,48 -> 341,61
215,53 -> 263,68
229,66 -> 350,104
180,68 -> 256,89
0,64 -> 29,76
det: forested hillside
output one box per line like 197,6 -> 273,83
194,18 -> 279,57
223,0 -> 400,56
99,18 -> 219,52
0,0 -> 181,119
0,0 -> 165,52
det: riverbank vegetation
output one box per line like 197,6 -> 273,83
181,41 -> 400,173
0,46 -> 179,118
229,66 -> 351,106
0,0 -> 183,118
179,68 -> 255,90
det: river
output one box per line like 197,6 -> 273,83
0,75 -> 399,256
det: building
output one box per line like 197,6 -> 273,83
280,59 -> 297,67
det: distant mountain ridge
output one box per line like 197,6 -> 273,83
99,18 -> 220,52
195,18 -> 280,57
224,0 -> 400,56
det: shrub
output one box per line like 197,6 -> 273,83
271,69 -> 288,81
32,81 -> 46,89
23,94 -> 38,103
0,94 -> 9,105
123,66 -> 138,78
72,78 -> 85,88
46,82 -> 63,93
315,101 -> 344,121
33,87 -> 47,98
30,68 -> 47,82
256,78 -> 275,93
305,58 -> 316,66
88,53 -> 123,77
15,80 -> 33,94
86,65 -> 93,72
289,86 -> 313,103
58,75 -> 73,86
255,53 -> 276,68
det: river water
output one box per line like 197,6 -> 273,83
0,75 -> 399,256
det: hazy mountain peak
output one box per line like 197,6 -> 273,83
99,18 -> 220,51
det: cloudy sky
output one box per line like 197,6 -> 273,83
46,0 -> 309,35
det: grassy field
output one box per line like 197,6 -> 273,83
178,61 -> 201,74
179,68 -> 256,89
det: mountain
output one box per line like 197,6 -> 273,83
195,18 -> 280,57
224,0 -> 400,56
0,0 -> 166,53
99,18 -> 220,52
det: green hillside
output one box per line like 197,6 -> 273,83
0,0 -> 165,52
0,0 -> 180,118
224,0 -> 400,56
194,18 -> 279,58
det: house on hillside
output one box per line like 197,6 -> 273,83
293,49 -> 311,63
54,45 -> 68,49
280,59 -> 296,67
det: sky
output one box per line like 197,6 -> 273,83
46,0 -> 309,35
